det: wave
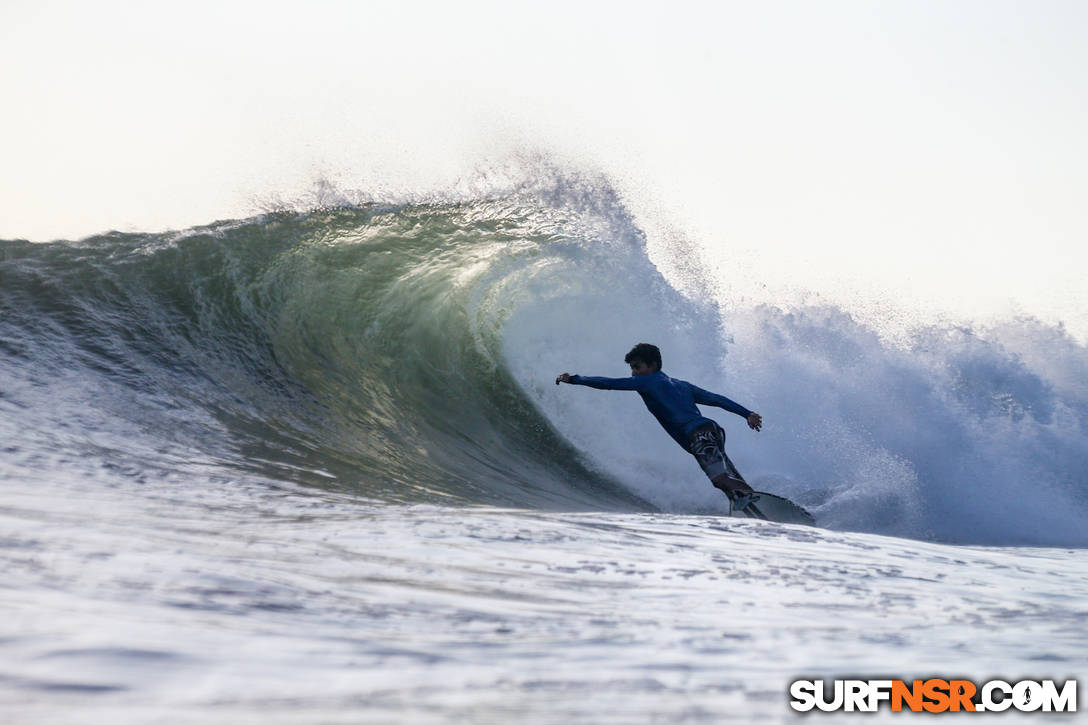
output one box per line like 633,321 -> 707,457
2,173 -> 1087,545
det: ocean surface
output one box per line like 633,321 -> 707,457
2,178 -> 1086,723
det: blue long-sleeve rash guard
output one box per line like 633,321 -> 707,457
569,370 -> 752,451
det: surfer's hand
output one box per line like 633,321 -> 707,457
555,373 -> 574,385
747,412 -> 762,431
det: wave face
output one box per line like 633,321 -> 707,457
2,178 -> 1087,545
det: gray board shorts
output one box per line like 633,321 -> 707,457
688,421 -> 743,482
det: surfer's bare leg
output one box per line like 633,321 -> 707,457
689,421 -> 755,503
711,473 -> 753,497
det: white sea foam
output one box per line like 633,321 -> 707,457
1,470 -> 1084,724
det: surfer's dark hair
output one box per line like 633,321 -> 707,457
625,343 -> 661,370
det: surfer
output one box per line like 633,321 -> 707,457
555,343 -> 762,511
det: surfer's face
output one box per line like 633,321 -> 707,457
629,360 -> 657,376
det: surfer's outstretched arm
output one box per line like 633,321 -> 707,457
690,384 -> 763,431
554,373 -> 645,390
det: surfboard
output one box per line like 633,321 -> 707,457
734,491 -> 815,526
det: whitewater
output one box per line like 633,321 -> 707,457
2,177 -> 1086,723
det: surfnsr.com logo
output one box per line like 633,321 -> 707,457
789,679 -> 1077,713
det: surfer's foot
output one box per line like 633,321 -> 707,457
712,475 -> 752,496
729,491 -> 759,512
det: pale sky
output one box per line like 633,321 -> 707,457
2,0 -> 1086,336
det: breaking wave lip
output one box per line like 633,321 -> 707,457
1,169 -> 1087,547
